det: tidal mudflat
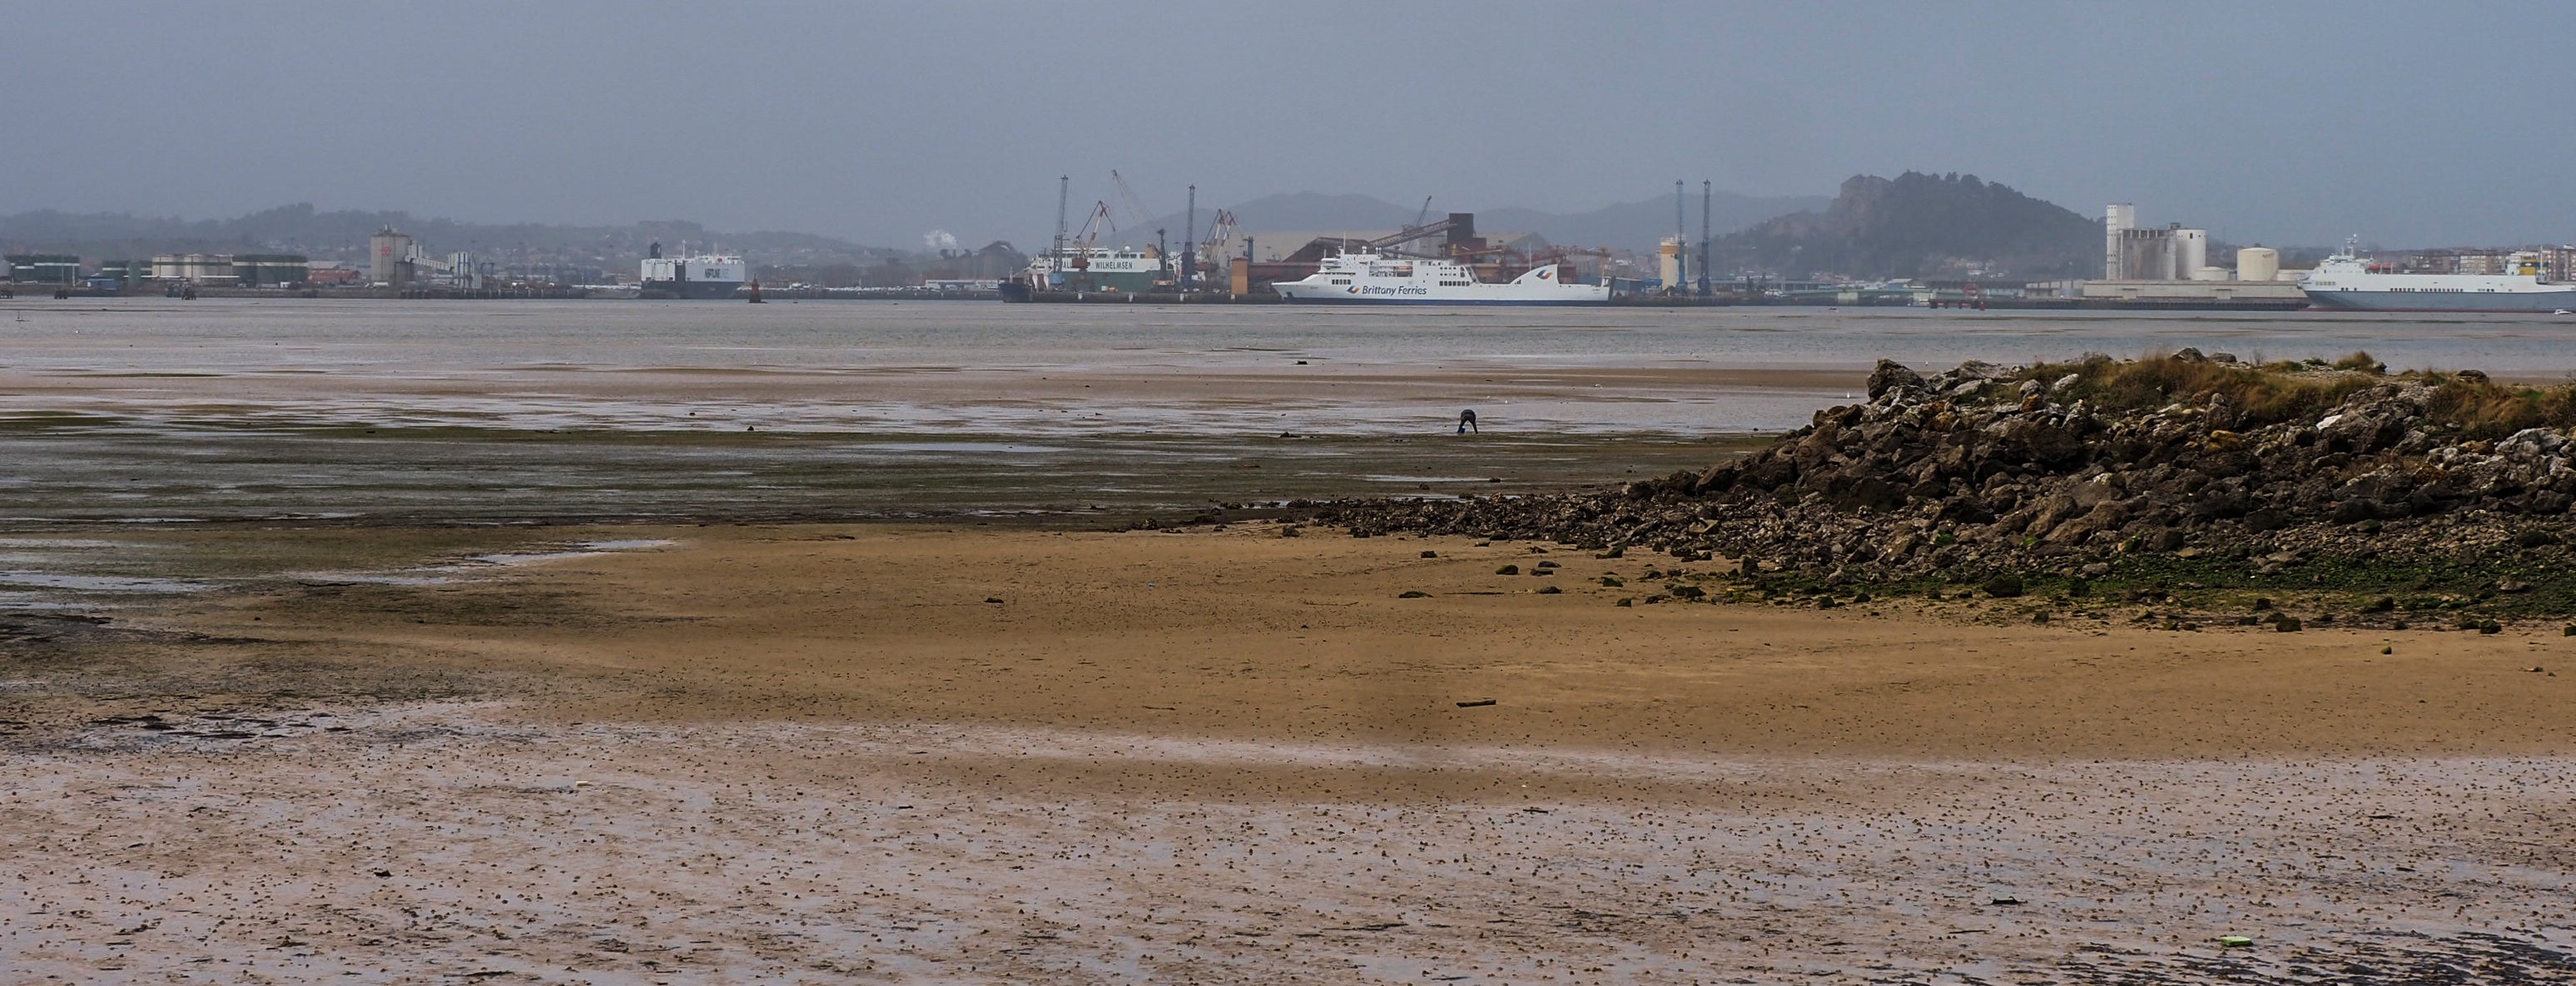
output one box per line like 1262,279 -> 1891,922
5,526 -> 2574,982
6,299 -> 2576,982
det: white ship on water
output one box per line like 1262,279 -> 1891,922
638,241 -> 746,300
2302,240 -> 2576,313
1270,252 -> 1608,305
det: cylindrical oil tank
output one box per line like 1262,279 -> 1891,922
2236,246 -> 2280,282
2191,265 -> 2230,281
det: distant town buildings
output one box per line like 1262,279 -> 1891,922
2384,247 -> 2576,277
305,261 -> 362,285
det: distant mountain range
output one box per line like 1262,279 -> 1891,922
1713,172 -> 2102,280
1119,190 -> 1831,252
0,204 -> 900,269
2,176 -> 2112,281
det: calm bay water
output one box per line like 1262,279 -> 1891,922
6,298 -> 2576,380
3,296 -> 2574,520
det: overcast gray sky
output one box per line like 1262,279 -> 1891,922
2,2 -> 2565,249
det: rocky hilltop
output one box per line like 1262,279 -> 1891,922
1712,171 -> 2101,280
1325,353 -> 2576,619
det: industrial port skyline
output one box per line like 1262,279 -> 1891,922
11,7 -> 2576,979
4,180 -> 2552,276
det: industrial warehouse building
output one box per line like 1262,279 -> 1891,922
234,254 -> 310,287
5,255 -> 81,284
151,253 -> 236,285
144,253 -> 311,286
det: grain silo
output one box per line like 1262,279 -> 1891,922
2174,229 -> 2208,276
2104,204 -> 2135,278
370,226 -> 414,286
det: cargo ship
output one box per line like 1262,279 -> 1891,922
1268,252 -> 1608,305
2302,241 -> 2576,312
1005,245 -> 1169,295
639,242 -> 746,300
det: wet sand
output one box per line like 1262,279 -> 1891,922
0,363 -> 1859,435
9,299 -> 2576,979
0,305 -> 1835,524
7,525 -> 2574,982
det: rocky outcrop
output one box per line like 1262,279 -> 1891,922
1713,172 -> 2102,280
1323,356 -> 2576,587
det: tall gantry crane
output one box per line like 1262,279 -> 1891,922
1109,171 -> 1159,235
1199,209 -> 1238,268
1071,201 -> 1117,255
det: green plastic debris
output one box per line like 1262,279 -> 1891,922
2217,935 -> 2254,948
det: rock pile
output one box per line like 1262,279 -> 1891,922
1323,354 -> 2576,594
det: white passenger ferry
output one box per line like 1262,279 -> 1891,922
1270,252 -> 1608,305
2302,240 -> 2576,312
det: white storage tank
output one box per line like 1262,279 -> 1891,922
2236,246 -> 2280,283
2191,265 -> 2230,281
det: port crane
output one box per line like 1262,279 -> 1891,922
1109,171 -> 1159,235
1069,201 -> 1118,261
1196,208 -> 1238,271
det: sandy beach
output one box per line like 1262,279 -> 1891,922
17,4 -> 2576,979
5,300 -> 2576,981
7,523 -> 2574,982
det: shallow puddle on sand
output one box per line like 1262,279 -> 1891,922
0,530 -> 680,609
473,538 -> 678,567
0,571 -> 207,592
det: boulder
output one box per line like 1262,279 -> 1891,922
1318,356 -> 2576,592
1865,359 -> 1925,399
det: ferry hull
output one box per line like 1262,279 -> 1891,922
1272,292 -> 1606,306
1268,253 -> 1608,306
2303,290 -> 2576,313
639,280 -> 745,300
2301,244 -> 2576,312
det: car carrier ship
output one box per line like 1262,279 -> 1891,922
638,242 -> 746,300
2302,240 -> 2576,312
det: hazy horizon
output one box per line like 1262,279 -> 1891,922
3,2 -> 2569,250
